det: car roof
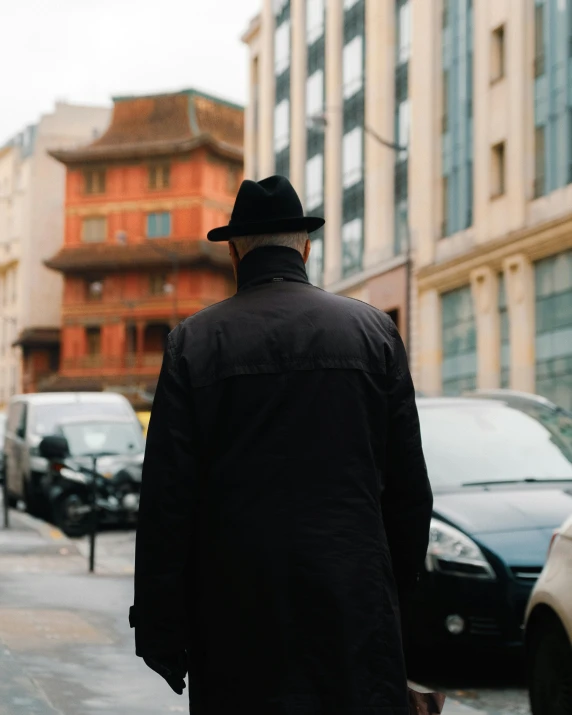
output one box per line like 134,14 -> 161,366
9,392 -> 129,406
416,396 -> 500,408
55,415 -> 137,426
417,390 -> 561,411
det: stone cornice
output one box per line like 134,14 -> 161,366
416,213 -> 572,293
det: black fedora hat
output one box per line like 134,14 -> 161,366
207,175 -> 325,242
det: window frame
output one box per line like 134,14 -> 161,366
491,24 -> 506,83
342,34 -> 364,100
146,212 -> 172,239
83,168 -> 106,195
82,217 -> 107,243
148,163 -> 170,191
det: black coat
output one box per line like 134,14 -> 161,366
132,246 -> 433,715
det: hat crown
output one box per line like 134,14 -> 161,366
230,175 -> 304,226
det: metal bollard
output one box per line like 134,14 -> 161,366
88,454 -> 98,573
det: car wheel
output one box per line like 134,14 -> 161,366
53,493 -> 92,538
528,615 -> 572,715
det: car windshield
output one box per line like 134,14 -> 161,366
417,400 -> 572,489
58,421 -> 144,457
32,402 -> 129,437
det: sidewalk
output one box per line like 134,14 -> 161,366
0,505 -> 488,715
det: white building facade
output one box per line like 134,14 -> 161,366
0,103 -> 110,403
244,0 -> 572,410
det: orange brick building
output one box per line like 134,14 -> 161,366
44,89 -> 243,407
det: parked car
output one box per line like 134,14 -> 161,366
406,391 -> 572,659
525,514 -> 572,715
39,416 -> 144,537
3,392 -> 139,516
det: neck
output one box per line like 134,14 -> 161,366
236,246 -> 310,292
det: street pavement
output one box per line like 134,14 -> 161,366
0,502 -> 520,715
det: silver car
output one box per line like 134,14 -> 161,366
3,392 -> 140,516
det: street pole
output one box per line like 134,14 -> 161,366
88,454 -> 98,573
2,471 -> 9,529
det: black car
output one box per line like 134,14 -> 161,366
407,392 -> 572,657
42,415 -> 144,536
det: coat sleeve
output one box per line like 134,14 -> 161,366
130,326 -> 198,657
382,321 -> 433,597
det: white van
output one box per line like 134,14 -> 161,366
4,392 -> 140,516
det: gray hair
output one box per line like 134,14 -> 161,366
231,231 -> 308,259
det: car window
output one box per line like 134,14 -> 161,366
7,402 -> 24,435
58,421 -> 144,457
31,402 -> 130,437
418,401 -> 572,489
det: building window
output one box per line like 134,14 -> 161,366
149,273 -> 168,296
86,280 -> 103,301
306,70 -> 324,120
441,0 -> 474,237
342,218 -> 363,277
274,100 -> 290,153
305,154 -> 323,211
147,212 -> 171,239
397,0 -> 412,63
534,0 -> 572,197
274,2 -> 291,179
499,273 -> 510,388
82,217 -> 107,243
344,0 -> 360,9
342,127 -> 363,189
491,141 -> 506,197
86,327 -> 101,356
441,286 -> 477,396
491,25 -> 505,82
307,0 -> 324,44
275,20 -> 291,75
534,125 -> 546,198
149,163 -> 170,190
307,231 -> 324,286
343,35 -> 363,99
534,3 -> 545,77
84,169 -> 106,195
395,2 -> 411,256
441,70 -> 449,133
535,249 -> 572,410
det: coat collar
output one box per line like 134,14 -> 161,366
236,246 -> 310,292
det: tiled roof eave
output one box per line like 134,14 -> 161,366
44,240 -> 233,275
49,134 -> 243,165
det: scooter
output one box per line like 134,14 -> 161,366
39,435 -> 141,538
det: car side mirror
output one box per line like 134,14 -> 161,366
39,435 -> 69,461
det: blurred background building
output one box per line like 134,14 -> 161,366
0,103 -> 111,404
44,89 -> 242,408
243,0 -> 572,409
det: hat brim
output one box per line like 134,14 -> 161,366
207,215 -> 325,242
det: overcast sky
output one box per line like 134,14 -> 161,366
0,0 -> 261,143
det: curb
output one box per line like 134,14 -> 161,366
6,507 -> 71,546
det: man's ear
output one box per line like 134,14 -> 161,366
229,241 -> 240,276
302,239 -> 311,264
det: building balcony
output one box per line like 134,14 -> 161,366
62,352 -> 163,373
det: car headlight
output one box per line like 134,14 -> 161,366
426,518 -> 496,580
